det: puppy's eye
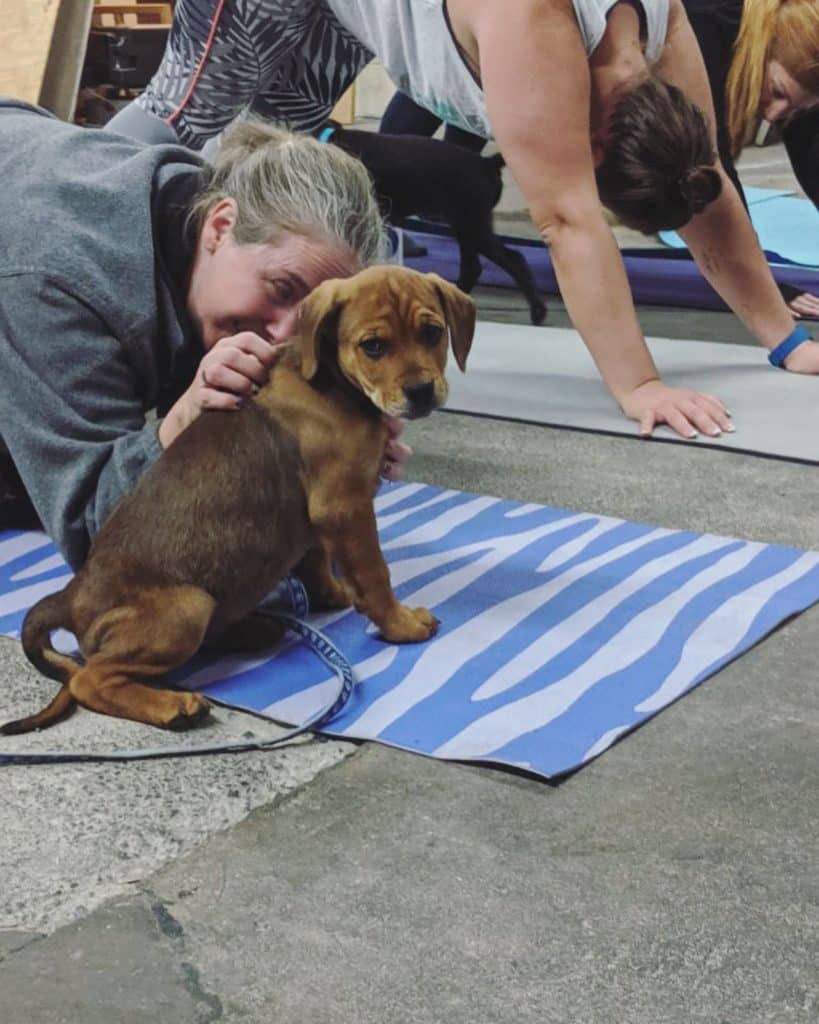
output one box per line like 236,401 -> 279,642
420,323 -> 444,347
359,336 -> 387,360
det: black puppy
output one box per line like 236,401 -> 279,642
322,124 -> 547,326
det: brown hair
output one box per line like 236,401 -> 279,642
726,0 -> 819,156
595,76 -> 722,233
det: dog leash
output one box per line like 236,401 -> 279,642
0,578 -> 356,766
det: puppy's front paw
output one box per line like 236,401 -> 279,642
379,605 -> 439,644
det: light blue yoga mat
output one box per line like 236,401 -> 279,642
3,482 -> 819,778
659,187 -> 819,267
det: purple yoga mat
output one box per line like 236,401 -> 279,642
404,226 -> 819,312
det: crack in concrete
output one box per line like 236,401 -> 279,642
0,929 -> 46,963
148,896 -> 224,1021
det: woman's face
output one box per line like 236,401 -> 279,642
188,199 -> 358,351
760,60 -> 818,124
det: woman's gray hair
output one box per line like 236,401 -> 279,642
189,117 -> 387,265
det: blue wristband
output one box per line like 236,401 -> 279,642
317,126 -> 336,143
768,324 -> 812,368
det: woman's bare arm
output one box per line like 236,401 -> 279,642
468,0 -> 732,434
657,0 -> 819,371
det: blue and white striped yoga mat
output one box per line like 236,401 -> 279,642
3,481 -> 819,778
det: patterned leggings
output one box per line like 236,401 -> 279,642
132,0 -> 373,150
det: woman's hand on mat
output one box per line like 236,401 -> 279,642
380,416 -> 412,482
159,332 -> 283,448
622,380 -> 734,439
782,338 -> 819,374
788,292 -> 819,320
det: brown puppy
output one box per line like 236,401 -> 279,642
3,266 -> 474,734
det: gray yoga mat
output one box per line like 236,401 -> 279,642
447,322 -> 819,463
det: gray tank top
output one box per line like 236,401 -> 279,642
326,0 -> 670,138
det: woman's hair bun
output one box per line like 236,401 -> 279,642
679,165 -> 722,215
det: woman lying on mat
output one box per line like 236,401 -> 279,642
682,0 -> 819,318
0,102 -> 407,567
105,0 -> 818,441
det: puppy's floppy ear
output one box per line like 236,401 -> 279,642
298,278 -> 348,380
426,274 -> 475,372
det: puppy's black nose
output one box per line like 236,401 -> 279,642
403,381 -> 437,418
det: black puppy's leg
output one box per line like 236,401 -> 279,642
455,238 -> 483,294
479,237 -> 547,326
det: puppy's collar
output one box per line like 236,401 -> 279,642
317,125 -> 337,144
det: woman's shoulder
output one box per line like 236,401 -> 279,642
0,115 -> 197,322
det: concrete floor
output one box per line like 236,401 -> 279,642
1,141 -> 817,1022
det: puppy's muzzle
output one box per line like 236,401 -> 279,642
403,380 -> 439,419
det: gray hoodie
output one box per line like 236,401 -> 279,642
0,100 -> 204,568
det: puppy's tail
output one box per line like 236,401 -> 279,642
21,589 -> 78,682
3,590 -> 80,734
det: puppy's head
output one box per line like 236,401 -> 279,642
298,266 -> 474,419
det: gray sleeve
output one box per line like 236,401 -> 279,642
104,101 -> 183,146
0,272 -> 166,569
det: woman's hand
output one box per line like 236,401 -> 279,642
788,292 -> 819,319
621,380 -> 734,439
159,331 -> 284,448
380,416 -> 412,481
194,331 -> 282,410
783,338 -> 819,373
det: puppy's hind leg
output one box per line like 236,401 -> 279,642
479,236 -> 547,325
454,236 -> 483,295
69,586 -> 217,729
